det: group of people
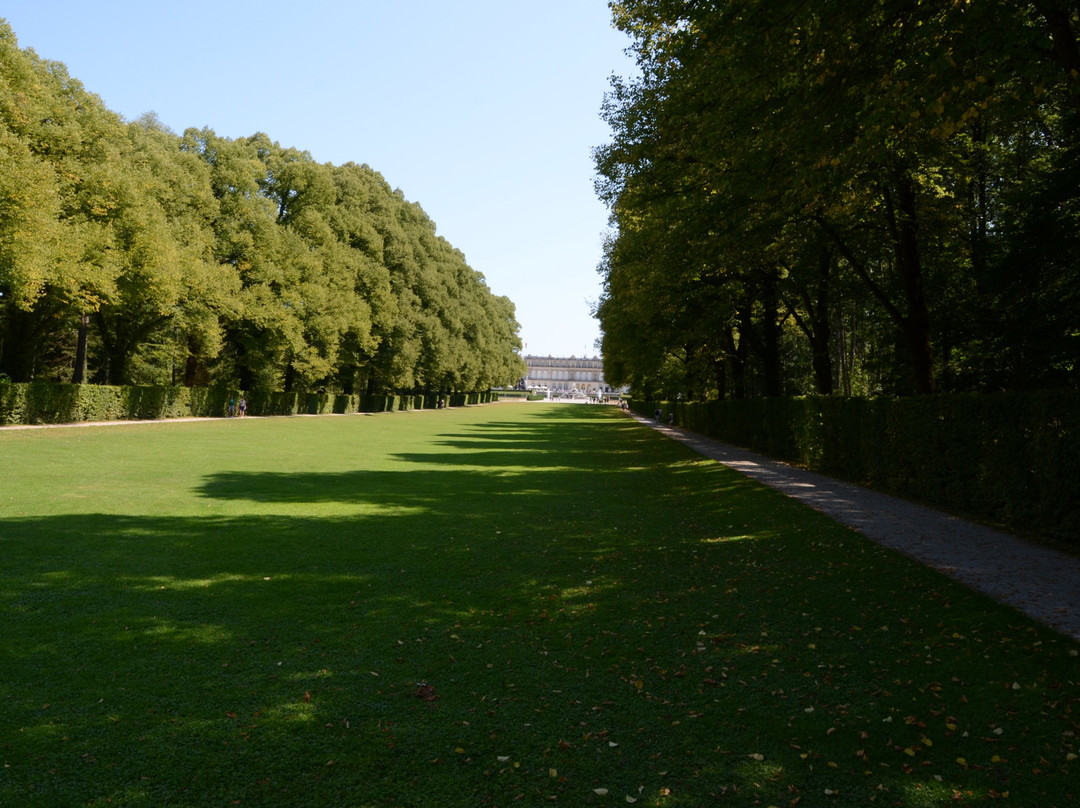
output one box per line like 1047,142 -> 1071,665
226,396 -> 247,417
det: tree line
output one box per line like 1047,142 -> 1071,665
594,0 -> 1079,399
0,20 -> 525,395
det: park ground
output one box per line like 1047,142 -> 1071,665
1,403 -> 1077,807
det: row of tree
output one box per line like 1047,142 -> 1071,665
594,0 -> 1080,398
0,20 -> 525,394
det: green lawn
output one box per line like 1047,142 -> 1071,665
1,404 -> 1077,807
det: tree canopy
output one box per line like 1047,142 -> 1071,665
0,20 -> 525,393
595,0 -> 1080,398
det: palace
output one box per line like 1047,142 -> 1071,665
520,355 -> 627,397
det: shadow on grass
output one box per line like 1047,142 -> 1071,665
2,407 -> 1078,807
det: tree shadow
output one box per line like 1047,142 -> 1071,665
194,409 -> 667,506
0,411 -> 783,806
3,406 -> 1073,807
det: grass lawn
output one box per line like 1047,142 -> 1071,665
1,403 -> 1077,807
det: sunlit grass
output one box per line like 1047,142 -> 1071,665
1,404 -> 1077,807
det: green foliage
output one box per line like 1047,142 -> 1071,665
0,381 -> 230,424
0,381 -> 498,424
598,1 -> 1080,398
642,392 -> 1080,546
0,19 -> 524,395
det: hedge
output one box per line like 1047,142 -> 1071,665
0,382 -> 498,427
635,392 -> 1080,547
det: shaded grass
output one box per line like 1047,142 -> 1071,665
1,405 -> 1078,807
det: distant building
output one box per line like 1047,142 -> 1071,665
520,355 -> 627,397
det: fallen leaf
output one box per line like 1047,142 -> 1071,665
594,788 -> 609,795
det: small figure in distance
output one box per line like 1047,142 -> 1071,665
668,411 -> 674,426
238,397 -> 247,417
227,396 -> 236,417
654,407 -> 662,421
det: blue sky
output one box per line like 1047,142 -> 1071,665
3,1 -> 637,358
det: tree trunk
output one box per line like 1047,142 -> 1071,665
72,313 -> 89,384
727,324 -> 748,400
714,359 -> 727,400
1034,0 -> 1080,104
0,307 -> 55,382
811,324 -> 833,397
809,247 -> 834,395
890,174 -> 937,394
837,309 -> 851,397
93,311 -> 127,385
760,268 -> 783,397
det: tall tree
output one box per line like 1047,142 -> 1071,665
597,0 -> 1080,397
2,17 -> 525,394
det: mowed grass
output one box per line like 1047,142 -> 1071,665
1,404 -> 1077,808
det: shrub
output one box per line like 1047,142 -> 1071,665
0,382 -> 496,427
634,392 -> 1080,547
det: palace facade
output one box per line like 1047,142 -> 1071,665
520,355 -> 627,397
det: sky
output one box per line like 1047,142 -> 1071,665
2,1 -> 638,359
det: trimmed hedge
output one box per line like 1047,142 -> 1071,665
0,382 -> 498,427
635,392 -> 1080,547
0,381 -> 230,425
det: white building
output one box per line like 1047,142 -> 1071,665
520,355 -> 627,397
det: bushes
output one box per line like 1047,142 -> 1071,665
1,382 -> 126,425
0,381 -> 496,426
0,382 -> 237,424
635,392 -> 1080,547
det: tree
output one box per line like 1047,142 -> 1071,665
596,0 -> 1080,397
0,26 -> 126,382
1,18 -> 525,393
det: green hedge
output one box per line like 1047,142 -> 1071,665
0,381 -> 231,424
635,392 -> 1080,547
0,382 -> 497,426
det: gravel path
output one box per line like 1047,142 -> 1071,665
637,415 -> 1080,642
